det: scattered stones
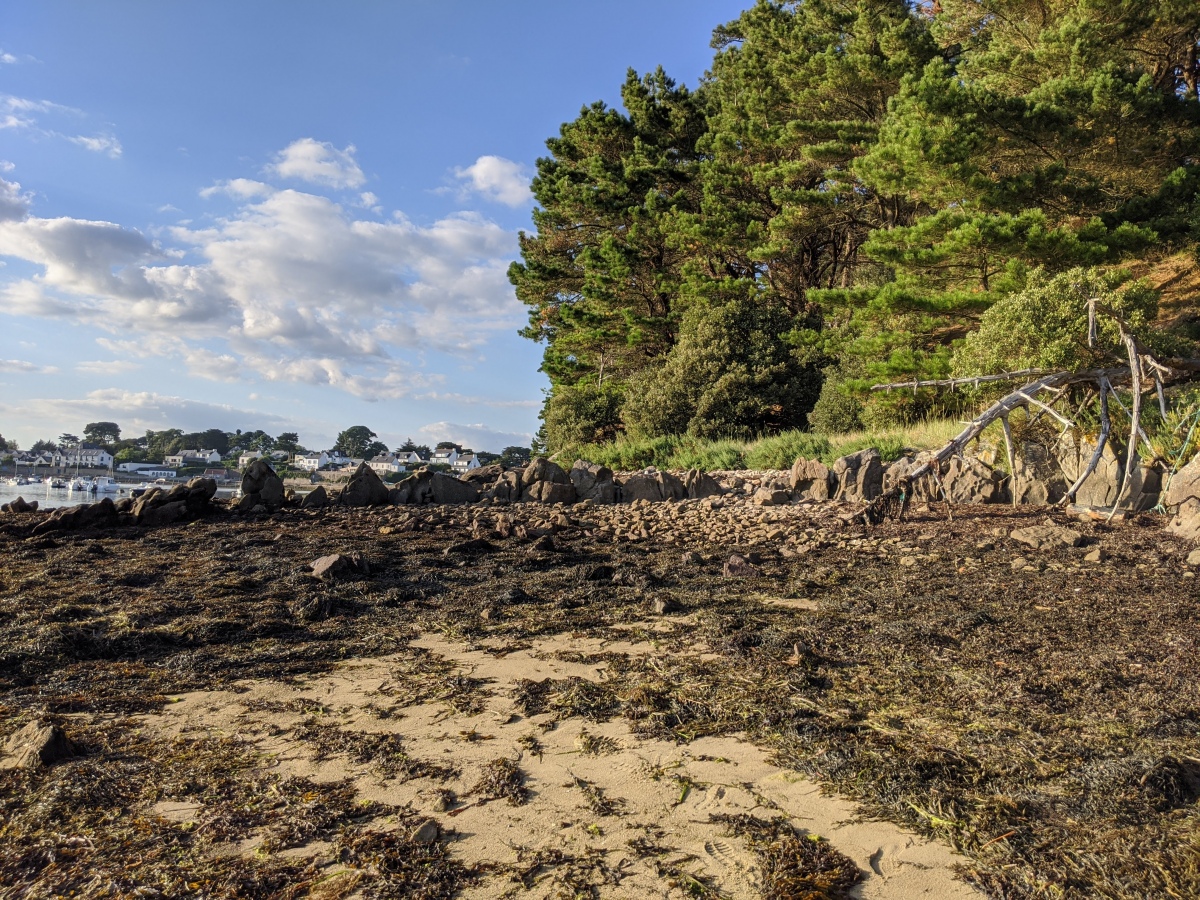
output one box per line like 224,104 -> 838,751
1010,524 -> 1085,550
2,720 -> 78,769
1187,549 -> 1200,566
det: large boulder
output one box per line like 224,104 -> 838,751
682,469 -> 724,500
832,449 -> 883,503
239,459 -> 285,511
340,462 -> 391,507
789,457 -> 832,501
619,470 -> 686,503
570,460 -> 618,503
1,496 -> 37,514
942,455 -> 1005,504
520,457 -> 576,503
1010,441 -> 1068,506
488,470 -> 523,502
1166,454 -> 1200,541
300,485 -> 329,509
1056,433 -> 1160,511
390,470 -> 480,505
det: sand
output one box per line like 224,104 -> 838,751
142,629 -> 980,899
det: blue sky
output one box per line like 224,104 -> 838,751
0,0 -> 747,453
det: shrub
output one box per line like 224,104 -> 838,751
743,431 -> 832,469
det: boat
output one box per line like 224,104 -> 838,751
68,478 -> 91,492
91,477 -> 120,493
6,476 -> 29,486
43,477 -> 66,489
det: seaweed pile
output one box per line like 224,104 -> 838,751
1,499 -> 1198,897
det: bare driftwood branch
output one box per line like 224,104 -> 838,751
869,370 -> 1049,392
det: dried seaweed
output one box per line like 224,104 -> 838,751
713,813 -> 862,900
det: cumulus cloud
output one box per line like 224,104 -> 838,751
69,133 -> 122,158
453,155 -> 531,207
0,153 -> 527,404
417,421 -> 533,453
75,359 -> 140,375
269,138 -> 365,188
0,51 -> 17,65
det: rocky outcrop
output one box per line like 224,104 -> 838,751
571,460 -> 618,503
789,457 -> 832,501
521,458 -> 576,504
1010,441 -> 1067,506
1,496 -> 38,513
1166,454 -> 1200,541
239,460 -> 285,512
832,449 -> 882,503
1055,433 -> 1161,511
130,477 -> 218,526
390,469 -> 480,505
619,470 -> 686,503
339,462 -> 391,507
941,455 -> 1005,504
31,497 -> 119,535
682,469 -> 724,500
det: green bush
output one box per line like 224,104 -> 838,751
542,381 -> 625,452
743,431 -> 832,470
807,373 -> 863,435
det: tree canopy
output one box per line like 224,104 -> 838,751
512,0 -> 1200,451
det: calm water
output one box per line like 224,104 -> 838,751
0,480 -> 129,510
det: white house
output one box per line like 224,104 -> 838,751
164,449 -> 222,467
451,453 -> 481,474
368,453 -> 406,476
117,462 -> 164,473
56,446 -> 114,469
430,448 -> 458,467
396,450 -> 425,465
238,450 -> 264,468
294,451 -> 330,472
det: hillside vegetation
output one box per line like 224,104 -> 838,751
511,0 -> 1200,454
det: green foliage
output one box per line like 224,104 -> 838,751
540,381 -> 626,451
84,421 -> 121,446
333,426 -> 381,459
515,0 -> 1200,449
952,267 -> 1159,376
622,298 -> 820,441
743,431 -> 832,470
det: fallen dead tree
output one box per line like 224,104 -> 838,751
863,300 -> 1200,524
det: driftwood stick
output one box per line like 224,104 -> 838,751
1062,380 -> 1113,505
1015,391 -> 1076,429
1110,334 -> 1144,521
871,370 -> 1050,392
1000,413 -> 1018,508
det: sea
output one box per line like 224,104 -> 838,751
0,480 -> 116,510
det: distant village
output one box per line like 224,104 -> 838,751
0,425 -> 530,484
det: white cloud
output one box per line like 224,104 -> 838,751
0,358 -> 57,374
453,155 -> 531,207
269,138 -> 365,189
0,52 -> 17,65
355,191 -> 382,213
75,359 -> 140,375
0,168 -> 527,403
199,178 -> 274,200
69,133 -> 122,158
418,421 -> 533,453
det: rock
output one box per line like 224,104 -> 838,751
682,469 -> 724,500
1167,454 -> 1200,542
390,470 -> 480,505
653,597 -> 683,614
899,556 -> 918,567
753,488 -> 790,507
681,551 -> 702,566
832,449 -> 883,503
570,460 -> 618,503
1010,441 -> 1068,506
463,463 -> 505,486
300,485 -> 329,509
1086,548 -> 1107,563
410,818 -> 440,843
339,462 -> 391,507
723,553 -> 761,578
942,456 -> 1005,504
184,477 -> 218,513
619,470 -> 686,503
584,564 -> 615,582
31,498 -> 118,535
528,534 -> 558,553
444,538 -> 496,556
1187,548 -> 1200,566
522,457 -> 571,489
2,720 -> 78,769
789,457 -> 832,501
1,496 -> 37,514
310,552 -> 369,579
1056,433 -> 1161,511
140,500 -> 188,527
523,480 -> 578,504
1010,524 -> 1085,551
240,459 -> 285,511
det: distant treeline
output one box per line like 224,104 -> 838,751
511,0 -> 1200,453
